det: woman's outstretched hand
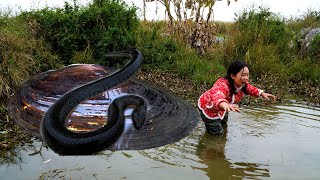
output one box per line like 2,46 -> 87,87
218,92 -> 277,113
219,102 -> 240,112
261,92 -> 277,102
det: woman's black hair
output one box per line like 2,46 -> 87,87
224,60 -> 248,96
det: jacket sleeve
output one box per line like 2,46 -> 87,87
207,79 -> 229,110
246,83 -> 263,97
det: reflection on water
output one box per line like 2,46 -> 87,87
196,131 -> 270,179
1,102 -> 320,179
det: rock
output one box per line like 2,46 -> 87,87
211,36 -> 225,44
292,27 -> 320,53
304,28 -> 320,49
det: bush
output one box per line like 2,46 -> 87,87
288,57 -> 320,83
222,7 -> 293,79
308,34 -> 320,63
287,10 -> 320,32
22,0 -> 139,66
0,16 -> 60,100
136,22 -> 225,85
136,22 -> 178,69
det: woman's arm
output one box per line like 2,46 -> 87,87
246,83 -> 277,101
208,78 -> 242,112
208,78 -> 230,109
260,91 -> 277,101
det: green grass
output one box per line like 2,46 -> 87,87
0,15 -> 60,99
136,21 -> 226,85
0,3 -> 319,101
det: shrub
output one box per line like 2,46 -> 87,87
136,22 -> 178,69
222,7 -> 293,79
0,16 -> 60,100
136,22 -> 225,85
287,10 -> 320,32
22,0 -> 139,66
288,57 -> 320,83
308,34 -> 320,63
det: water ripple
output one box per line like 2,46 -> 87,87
2,101 -> 320,179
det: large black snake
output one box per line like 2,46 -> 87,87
40,49 -> 146,155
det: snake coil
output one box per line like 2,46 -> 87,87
40,49 -> 146,155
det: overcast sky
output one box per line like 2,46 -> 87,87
1,0 -> 320,21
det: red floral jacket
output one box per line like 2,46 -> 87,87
198,77 -> 263,120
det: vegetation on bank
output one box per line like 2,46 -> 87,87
136,7 -> 320,103
0,0 -> 320,156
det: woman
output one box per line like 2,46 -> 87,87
198,60 -> 276,135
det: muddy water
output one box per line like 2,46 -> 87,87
1,102 -> 320,179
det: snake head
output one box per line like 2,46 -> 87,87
131,101 -> 147,129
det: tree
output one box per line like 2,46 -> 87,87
145,0 -> 238,54
143,0 -> 146,21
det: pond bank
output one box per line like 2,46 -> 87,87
136,69 -> 320,107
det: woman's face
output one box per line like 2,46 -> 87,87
231,66 -> 249,88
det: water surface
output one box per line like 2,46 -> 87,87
1,102 -> 320,179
